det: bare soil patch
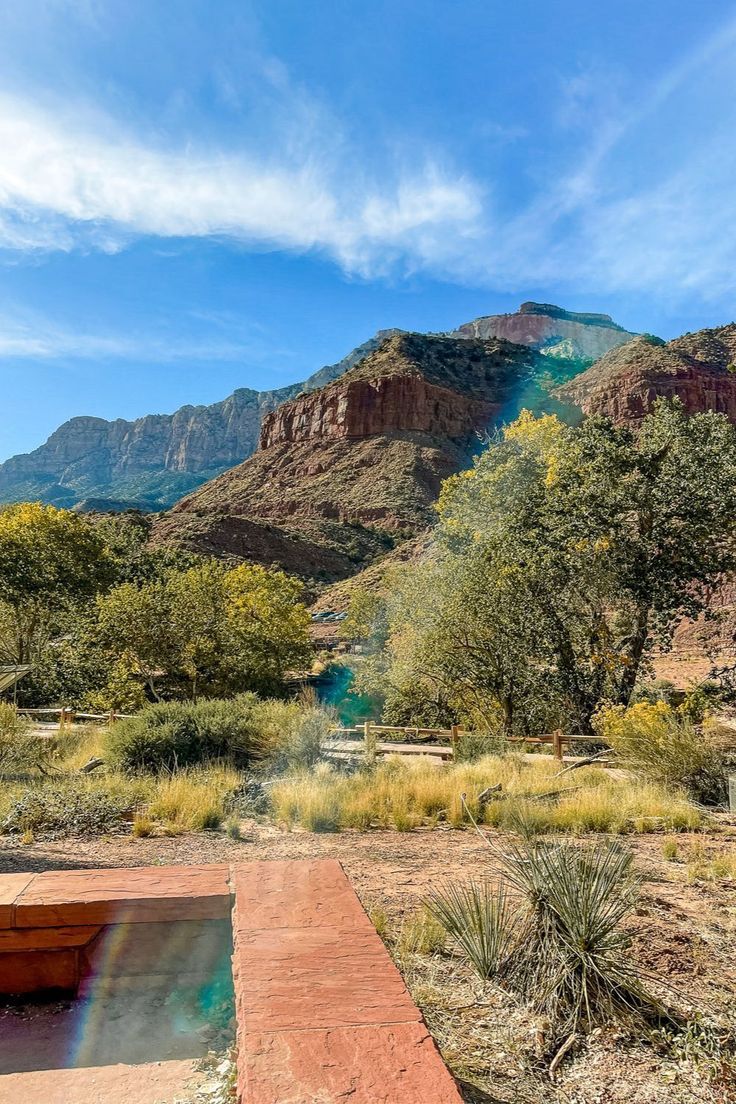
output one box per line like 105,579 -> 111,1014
1,820 -> 735,1103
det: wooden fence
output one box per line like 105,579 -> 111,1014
17,707 -> 132,728
327,722 -> 611,764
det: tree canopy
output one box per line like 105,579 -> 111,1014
359,401 -> 736,733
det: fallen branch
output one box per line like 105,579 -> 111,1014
553,750 -> 612,777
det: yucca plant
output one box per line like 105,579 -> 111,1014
427,839 -> 671,1051
426,878 -> 519,980
504,840 -> 664,1037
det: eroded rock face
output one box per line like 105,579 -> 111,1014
0,305 -> 632,511
151,332 -> 543,579
556,325 -> 736,425
260,376 -> 497,448
451,301 -> 636,361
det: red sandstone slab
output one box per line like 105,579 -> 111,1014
13,865 -> 231,927
0,1059 -> 206,1104
231,859 -> 374,933
0,873 -> 35,929
242,1023 -> 465,1104
0,948 -> 78,993
0,925 -> 100,952
232,953 -> 423,1037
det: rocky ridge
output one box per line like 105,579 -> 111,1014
150,333 -> 546,580
0,304 -> 633,511
556,325 -> 736,424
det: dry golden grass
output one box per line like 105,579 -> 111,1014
270,754 -> 701,835
147,765 -> 240,832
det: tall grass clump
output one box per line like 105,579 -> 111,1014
270,754 -> 701,834
147,765 -> 240,831
597,702 -> 730,805
428,839 -> 670,1052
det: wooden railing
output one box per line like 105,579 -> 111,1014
328,722 -> 610,764
17,707 -> 132,728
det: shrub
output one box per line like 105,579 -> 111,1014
427,880 -> 516,979
2,783 -> 133,837
107,695 -> 333,774
597,702 -> 728,805
0,704 -> 48,775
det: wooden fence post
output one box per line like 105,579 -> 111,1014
552,728 -> 563,762
364,720 -> 377,764
450,725 -> 459,761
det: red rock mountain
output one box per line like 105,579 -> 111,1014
556,325 -> 736,425
151,333 -> 546,581
450,301 -> 635,360
0,302 -> 633,512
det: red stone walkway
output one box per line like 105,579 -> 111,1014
231,858 -> 464,1103
0,860 -> 464,1102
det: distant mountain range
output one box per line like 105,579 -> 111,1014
0,303 -> 636,511
150,331 -> 554,579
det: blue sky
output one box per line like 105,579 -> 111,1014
2,0 -> 736,460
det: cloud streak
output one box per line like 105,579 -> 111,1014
1,8 -> 736,306
0,93 -> 482,278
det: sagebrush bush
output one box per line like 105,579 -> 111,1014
107,695 -> 333,773
2,783 -> 134,837
597,702 -> 729,805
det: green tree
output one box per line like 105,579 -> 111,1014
377,401 -> 736,733
0,503 -> 112,668
88,560 -> 311,704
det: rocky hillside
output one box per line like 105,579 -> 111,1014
450,301 -> 635,360
0,304 -> 631,511
0,331 -> 395,511
556,325 -> 736,424
150,333 -> 547,581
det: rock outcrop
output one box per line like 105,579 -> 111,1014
0,333 -> 394,511
0,305 -> 631,511
150,333 -> 546,580
450,301 -> 636,361
555,325 -> 736,425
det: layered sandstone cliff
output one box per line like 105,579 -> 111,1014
151,333 -> 544,579
556,325 -> 736,425
0,305 -> 630,511
451,301 -> 635,361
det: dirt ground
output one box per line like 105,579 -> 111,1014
1,820 -> 735,1103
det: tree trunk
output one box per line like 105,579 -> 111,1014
616,606 -> 650,707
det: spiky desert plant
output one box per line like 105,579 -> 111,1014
503,839 -> 665,1037
426,878 -> 519,980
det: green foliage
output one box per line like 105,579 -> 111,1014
107,695 -> 255,771
0,704 -> 48,775
2,783 -> 132,837
89,560 -> 311,703
0,503 -> 113,689
106,694 -> 330,773
641,333 -> 666,346
597,702 -> 729,805
373,401 -> 736,734
427,880 -> 516,979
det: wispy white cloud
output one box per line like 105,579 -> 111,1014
0,92 -> 482,279
0,308 -> 267,362
1,8 -> 736,306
